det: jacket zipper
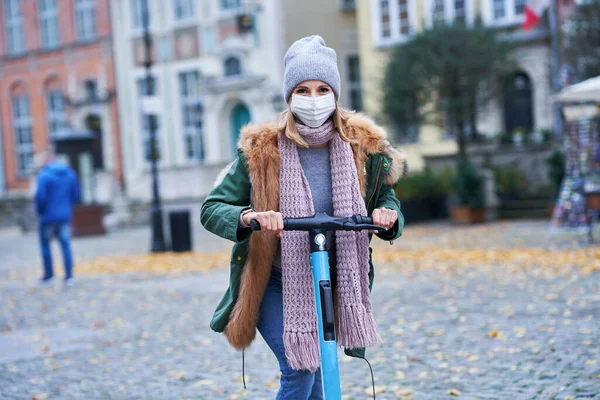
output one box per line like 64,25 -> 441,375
366,158 -> 384,211
367,158 -> 397,246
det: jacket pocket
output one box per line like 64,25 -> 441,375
231,242 -> 248,265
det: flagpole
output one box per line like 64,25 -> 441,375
548,0 -> 563,138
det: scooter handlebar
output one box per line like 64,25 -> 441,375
249,213 -> 385,232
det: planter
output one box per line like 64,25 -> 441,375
401,198 -> 433,224
548,203 -> 555,218
427,196 -> 450,219
451,206 -> 485,224
72,204 -> 106,237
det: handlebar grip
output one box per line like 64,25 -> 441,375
353,215 -> 373,225
249,220 -> 261,231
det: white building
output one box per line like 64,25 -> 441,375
110,0 -> 285,202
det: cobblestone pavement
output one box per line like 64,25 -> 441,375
0,221 -> 598,400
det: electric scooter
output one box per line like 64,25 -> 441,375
250,213 -> 385,399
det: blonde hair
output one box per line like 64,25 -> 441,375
278,102 -> 357,147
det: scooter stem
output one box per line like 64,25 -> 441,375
310,229 -> 342,400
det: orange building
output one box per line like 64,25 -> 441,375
0,0 -> 122,203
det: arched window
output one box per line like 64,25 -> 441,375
503,72 -> 534,134
224,56 -> 241,77
10,82 -> 33,177
229,103 -> 251,156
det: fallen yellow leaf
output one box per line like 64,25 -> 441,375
166,370 -> 185,379
364,385 -> 386,395
447,388 -> 462,396
487,329 -> 504,339
585,359 -> 597,365
395,388 -> 414,396
31,395 -> 48,400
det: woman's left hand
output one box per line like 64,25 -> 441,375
372,208 -> 398,230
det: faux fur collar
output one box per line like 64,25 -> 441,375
237,113 -> 407,186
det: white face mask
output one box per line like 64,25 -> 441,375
290,93 -> 336,128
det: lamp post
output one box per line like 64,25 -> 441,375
141,0 -> 166,252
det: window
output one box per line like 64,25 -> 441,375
454,0 -> 467,24
158,36 -> 171,61
221,0 -> 240,10
46,90 -> 66,138
137,76 -> 157,96
75,0 -> 96,40
224,56 -> 241,77
203,26 -> 216,55
398,0 -> 410,35
380,0 -> 391,38
493,0 -> 506,19
4,0 -> 25,54
39,0 -> 60,48
84,80 -> 98,101
432,0 -> 445,23
392,95 -> 420,143
179,71 -> 204,161
346,55 -> 363,111
489,0 -> 526,23
12,95 -> 33,177
142,114 -> 160,161
426,0 -> 469,25
174,0 -> 194,20
130,0 -> 147,29
340,0 -> 356,11
374,0 -> 415,45
514,0 -> 526,15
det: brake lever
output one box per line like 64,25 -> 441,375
345,223 -> 386,232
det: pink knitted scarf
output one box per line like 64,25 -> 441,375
278,120 -> 381,372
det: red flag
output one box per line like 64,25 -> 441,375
523,0 -> 550,30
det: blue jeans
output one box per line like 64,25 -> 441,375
257,268 -> 323,400
39,222 -> 73,280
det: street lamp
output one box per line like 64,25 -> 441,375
141,0 -> 166,252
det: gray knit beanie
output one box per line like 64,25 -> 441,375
283,35 -> 341,102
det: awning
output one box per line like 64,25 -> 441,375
554,76 -> 600,103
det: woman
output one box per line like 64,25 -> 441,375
201,35 -> 406,399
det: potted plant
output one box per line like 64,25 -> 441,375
512,127 -> 526,148
531,129 -> 544,144
492,166 -> 527,203
394,173 -> 432,223
394,170 -> 452,224
451,159 -> 485,224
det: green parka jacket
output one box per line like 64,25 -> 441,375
200,113 -> 406,359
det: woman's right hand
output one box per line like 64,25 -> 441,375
244,210 -> 284,236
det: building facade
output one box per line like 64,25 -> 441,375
0,0 -> 122,202
356,0 -> 558,170
111,0 -> 286,202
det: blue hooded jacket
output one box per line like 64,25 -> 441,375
34,161 -> 81,224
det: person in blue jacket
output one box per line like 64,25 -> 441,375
34,152 -> 81,285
